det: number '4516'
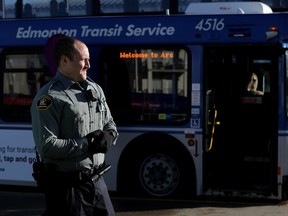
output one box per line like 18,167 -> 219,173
195,18 -> 225,31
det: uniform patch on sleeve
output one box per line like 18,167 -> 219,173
37,95 -> 52,110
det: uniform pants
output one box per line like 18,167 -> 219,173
42,173 -> 115,216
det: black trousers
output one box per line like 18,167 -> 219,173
42,172 -> 115,216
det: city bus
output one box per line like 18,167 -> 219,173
1,0 -> 288,200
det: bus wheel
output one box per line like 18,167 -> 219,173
118,134 -> 196,199
139,153 -> 179,197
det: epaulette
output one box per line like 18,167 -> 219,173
47,77 -> 61,92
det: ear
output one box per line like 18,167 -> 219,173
61,55 -> 68,64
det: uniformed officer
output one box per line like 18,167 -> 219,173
30,35 -> 118,216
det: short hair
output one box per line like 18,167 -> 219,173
53,36 -> 77,66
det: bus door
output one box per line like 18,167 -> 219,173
203,45 -> 278,196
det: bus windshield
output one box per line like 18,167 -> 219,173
99,47 -> 190,125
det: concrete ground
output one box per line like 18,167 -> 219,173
1,191 -> 288,216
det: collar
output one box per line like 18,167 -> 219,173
55,71 -> 78,90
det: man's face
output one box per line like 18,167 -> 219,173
65,41 -> 90,82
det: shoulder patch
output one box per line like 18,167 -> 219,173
37,95 -> 52,110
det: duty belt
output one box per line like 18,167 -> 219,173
78,164 -> 111,181
44,163 -> 111,182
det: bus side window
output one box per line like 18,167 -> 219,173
1,51 -> 49,122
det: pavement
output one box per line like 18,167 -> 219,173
1,190 -> 288,216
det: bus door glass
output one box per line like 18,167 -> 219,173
203,45 -> 278,196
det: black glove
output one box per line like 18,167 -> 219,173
86,130 -> 115,153
86,130 -> 102,144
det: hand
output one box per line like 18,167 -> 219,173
86,130 -> 102,145
86,130 -> 115,153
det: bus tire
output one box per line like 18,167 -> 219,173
117,133 -> 196,199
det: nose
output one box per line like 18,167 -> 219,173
85,59 -> 90,68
